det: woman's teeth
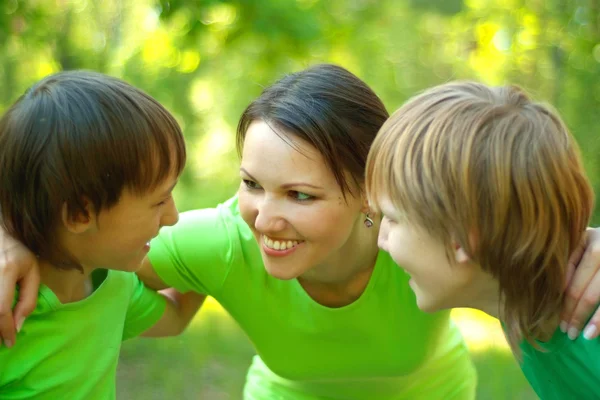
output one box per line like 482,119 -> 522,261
263,236 -> 300,250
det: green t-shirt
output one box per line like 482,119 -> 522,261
149,196 -> 477,399
0,269 -> 166,400
519,328 -> 600,399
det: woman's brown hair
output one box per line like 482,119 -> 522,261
237,63 -> 389,198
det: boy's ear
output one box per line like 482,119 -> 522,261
61,199 -> 95,234
454,244 -> 472,264
453,231 -> 477,264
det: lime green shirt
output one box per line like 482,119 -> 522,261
150,197 -> 477,399
519,328 -> 600,399
0,269 -> 166,400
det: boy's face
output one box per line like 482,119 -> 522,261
376,197 -> 479,312
74,173 -> 180,273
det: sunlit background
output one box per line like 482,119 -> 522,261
3,0 -> 600,398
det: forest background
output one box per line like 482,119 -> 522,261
3,0 -> 600,398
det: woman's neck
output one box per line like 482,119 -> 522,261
39,260 -> 94,303
298,217 -> 381,307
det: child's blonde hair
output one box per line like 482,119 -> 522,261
366,81 -> 594,351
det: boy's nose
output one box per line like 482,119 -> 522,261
161,202 -> 179,227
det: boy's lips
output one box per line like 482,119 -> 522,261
401,267 -> 414,280
143,235 -> 158,251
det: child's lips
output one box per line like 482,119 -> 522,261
402,268 -> 415,282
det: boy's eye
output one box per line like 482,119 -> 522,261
157,195 -> 173,206
290,191 -> 314,201
243,179 -> 262,190
383,215 -> 395,224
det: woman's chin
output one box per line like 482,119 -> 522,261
263,261 -> 302,281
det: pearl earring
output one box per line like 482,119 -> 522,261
364,213 -> 374,228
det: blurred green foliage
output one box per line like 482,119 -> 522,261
3,0 -> 599,398
2,0 -> 600,217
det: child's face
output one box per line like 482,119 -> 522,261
376,197 -> 478,312
75,173 -> 180,272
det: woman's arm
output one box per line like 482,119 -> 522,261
141,288 -> 206,337
133,258 -> 207,337
136,256 -> 169,290
0,202 -> 238,345
0,228 -> 40,348
0,234 -> 176,344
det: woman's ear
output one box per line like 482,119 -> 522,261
360,189 -> 373,215
61,199 -> 95,234
361,204 -> 371,216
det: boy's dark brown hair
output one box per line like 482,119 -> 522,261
0,70 -> 186,271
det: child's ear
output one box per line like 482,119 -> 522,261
453,231 -> 478,264
454,243 -> 472,264
61,199 -> 95,234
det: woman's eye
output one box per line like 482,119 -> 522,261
291,191 -> 314,201
243,179 -> 262,190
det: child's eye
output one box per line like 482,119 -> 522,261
290,191 -> 314,202
243,179 -> 262,190
157,195 -> 172,206
383,215 -> 395,224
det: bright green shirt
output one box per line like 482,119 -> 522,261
150,196 -> 477,399
0,269 -> 166,400
519,328 -> 600,399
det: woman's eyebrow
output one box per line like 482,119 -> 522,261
240,167 -> 324,190
281,182 -> 324,190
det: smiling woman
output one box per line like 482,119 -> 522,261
134,64 -> 478,399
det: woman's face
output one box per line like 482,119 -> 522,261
238,120 -> 366,280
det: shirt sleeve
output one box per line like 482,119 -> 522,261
122,274 -> 167,341
147,199 -> 241,296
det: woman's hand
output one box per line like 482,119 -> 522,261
0,229 -> 40,347
561,228 -> 600,340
